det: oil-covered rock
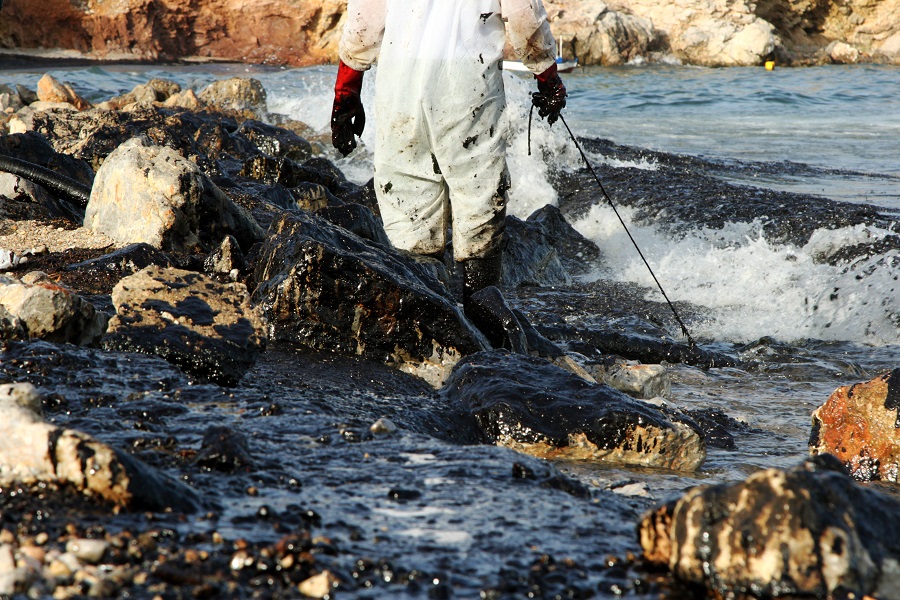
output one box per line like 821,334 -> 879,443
252,211 -> 488,387
102,266 -> 267,386
810,368 -> 900,481
0,382 -> 200,512
639,455 -> 900,599
443,350 -> 706,471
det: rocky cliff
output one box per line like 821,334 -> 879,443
0,0 -> 897,67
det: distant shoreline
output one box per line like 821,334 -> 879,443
0,48 -> 238,70
1,47 -> 896,73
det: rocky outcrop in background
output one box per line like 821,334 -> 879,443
0,0 -> 897,67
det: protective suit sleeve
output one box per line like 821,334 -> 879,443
501,0 -> 557,74
338,0 -> 387,71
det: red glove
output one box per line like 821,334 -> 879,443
331,61 -> 366,157
532,63 -> 567,126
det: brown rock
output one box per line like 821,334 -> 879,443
810,369 -> 900,481
163,89 -> 204,111
0,0 -> 345,66
639,456 -> 900,598
35,74 -> 91,111
198,77 -> 268,117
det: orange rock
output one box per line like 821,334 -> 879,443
0,0 -> 344,67
810,369 -> 900,481
36,74 -> 91,111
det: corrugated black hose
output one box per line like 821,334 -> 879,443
0,153 -> 92,207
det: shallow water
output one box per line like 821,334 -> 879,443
2,59 -> 900,596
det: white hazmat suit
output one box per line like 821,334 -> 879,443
339,0 -> 557,261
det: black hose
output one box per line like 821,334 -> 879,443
0,154 -> 92,207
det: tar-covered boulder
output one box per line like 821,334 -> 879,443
236,119 -> 312,163
102,266 -> 267,386
810,368 -> 900,481
252,211 -> 488,387
0,271 -> 108,345
639,455 -> 900,599
442,351 -> 706,471
502,215 -> 571,288
0,382 -> 199,513
84,137 -> 265,252
501,204 -> 603,288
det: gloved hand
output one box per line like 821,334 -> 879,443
532,63 -> 567,126
331,61 -> 366,157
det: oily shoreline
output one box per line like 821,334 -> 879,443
1,69 -> 900,599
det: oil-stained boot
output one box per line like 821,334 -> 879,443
462,254 -> 502,309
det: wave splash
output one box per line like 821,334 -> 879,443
574,204 -> 900,346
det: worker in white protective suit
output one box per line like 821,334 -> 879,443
331,0 -> 567,313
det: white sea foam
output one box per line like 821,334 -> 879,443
573,204 -> 900,346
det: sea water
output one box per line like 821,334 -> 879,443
2,60 -> 900,495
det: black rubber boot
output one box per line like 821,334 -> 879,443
462,254 -> 502,309
467,285 -> 529,353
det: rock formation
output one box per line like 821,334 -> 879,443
810,368 -> 900,481
443,351 -> 707,471
0,382 -> 200,512
103,266 -> 268,387
0,0 -> 345,66
0,0 -> 897,66
639,455 -> 900,598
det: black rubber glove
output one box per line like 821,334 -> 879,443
532,63 -> 567,126
331,61 -> 366,157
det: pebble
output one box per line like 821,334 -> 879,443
230,550 -> 254,571
0,544 -> 15,595
370,417 -> 398,436
65,539 -> 109,564
53,552 -> 81,575
46,557 -> 74,579
297,570 -> 337,598
19,545 -> 45,563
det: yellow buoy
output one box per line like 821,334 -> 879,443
765,60 -> 775,71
